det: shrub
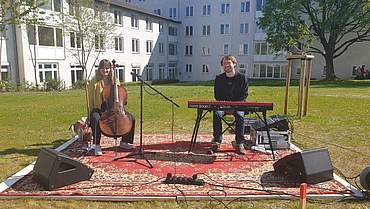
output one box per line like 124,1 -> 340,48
71,80 -> 87,89
0,80 -> 17,92
44,79 -> 65,91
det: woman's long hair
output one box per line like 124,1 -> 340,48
96,59 -> 113,81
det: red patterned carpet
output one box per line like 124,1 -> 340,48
1,134 -> 352,199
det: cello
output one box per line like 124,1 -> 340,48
99,60 -> 133,138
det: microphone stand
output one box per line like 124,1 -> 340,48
114,73 -> 180,168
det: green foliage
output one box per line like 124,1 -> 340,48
0,80 -> 16,92
44,79 -> 65,91
151,79 -> 179,85
259,0 -> 370,79
71,80 -> 87,89
258,0 -> 314,53
61,0 -> 114,77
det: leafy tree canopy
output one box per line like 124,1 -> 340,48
259,0 -> 370,80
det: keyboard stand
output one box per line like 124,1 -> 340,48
188,108 -> 276,160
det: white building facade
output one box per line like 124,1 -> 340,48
1,0 -> 369,87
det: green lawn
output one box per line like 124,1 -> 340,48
0,80 -> 369,208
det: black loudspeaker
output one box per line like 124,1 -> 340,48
33,148 -> 94,190
273,148 -> 334,184
360,166 -> 370,190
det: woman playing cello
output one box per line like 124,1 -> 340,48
87,59 -> 135,156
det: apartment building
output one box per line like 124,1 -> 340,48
1,0 -> 180,87
131,0 -> 370,81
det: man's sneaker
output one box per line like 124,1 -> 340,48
119,141 -> 134,149
94,145 -> 103,156
232,142 -> 246,155
211,137 -> 222,144
208,142 -> 220,154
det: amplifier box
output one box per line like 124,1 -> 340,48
253,130 -> 291,150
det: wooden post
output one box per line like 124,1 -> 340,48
303,55 -> 314,116
284,60 -> 292,114
299,183 -> 307,209
297,58 -> 306,118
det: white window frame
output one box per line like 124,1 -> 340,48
132,38 -> 140,53
114,37 -> 124,52
146,40 -> 153,53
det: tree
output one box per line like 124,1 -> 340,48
60,0 -> 114,80
0,0 -> 43,81
259,0 -> 370,80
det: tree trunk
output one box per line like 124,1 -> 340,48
324,54 -> 336,80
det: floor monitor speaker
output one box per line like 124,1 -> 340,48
33,147 -> 94,190
273,148 -> 333,184
360,166 -> 370,190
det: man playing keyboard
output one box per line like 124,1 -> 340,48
211,55 -> 249,155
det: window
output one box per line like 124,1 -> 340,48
220,24 -> 230,34
168,63 -> 177,79
256,0 -> 265,11
1,65 -> 8,81
70,32 -> 81,49
168,43 -> 177,55
159,23 -> 163,32
168,26 -> 177,36
146,18 -> 153,31
185,26 -> 193,36
95,34 -> 104,50
158,64 -> 165,80
223,44 -> 229,54
55,28 -> 63,47
68,0 -> 79,16
114,10 -> 123,25
185,45 -> 193,56
53,0 -> 61,12
202,64 -> 209,73
154,9 -> 161,15
70,65 -> 83,85
241,1 -> 250,13
267,65 -> 273,78
239,43 -> 249,55
202,47 -> 211,55
131,67 -> 140,82
41,1 -> 51,10
273,65 -> 281,78
202,25 -> 211,36
169,7 -> 177,18
185,6 -> 194,17
132,38 -> 140,53
145,64 -> 153,80
115,66 -> 125,81
38,26 -> 54,46
39,63 -> 58,82
254,42 -> 269,55
38,26 -> 63,47
239,63 -> 247,74
146,40 -> 153,53
253,64 -> 286,78
131,15 -> 139,28
202,4 -> 211,16
185,64 -> 192,73
240,23 -> 249,34
158,42 -> 164,54
221,3 -> 230,14
114,37 -> 124,52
